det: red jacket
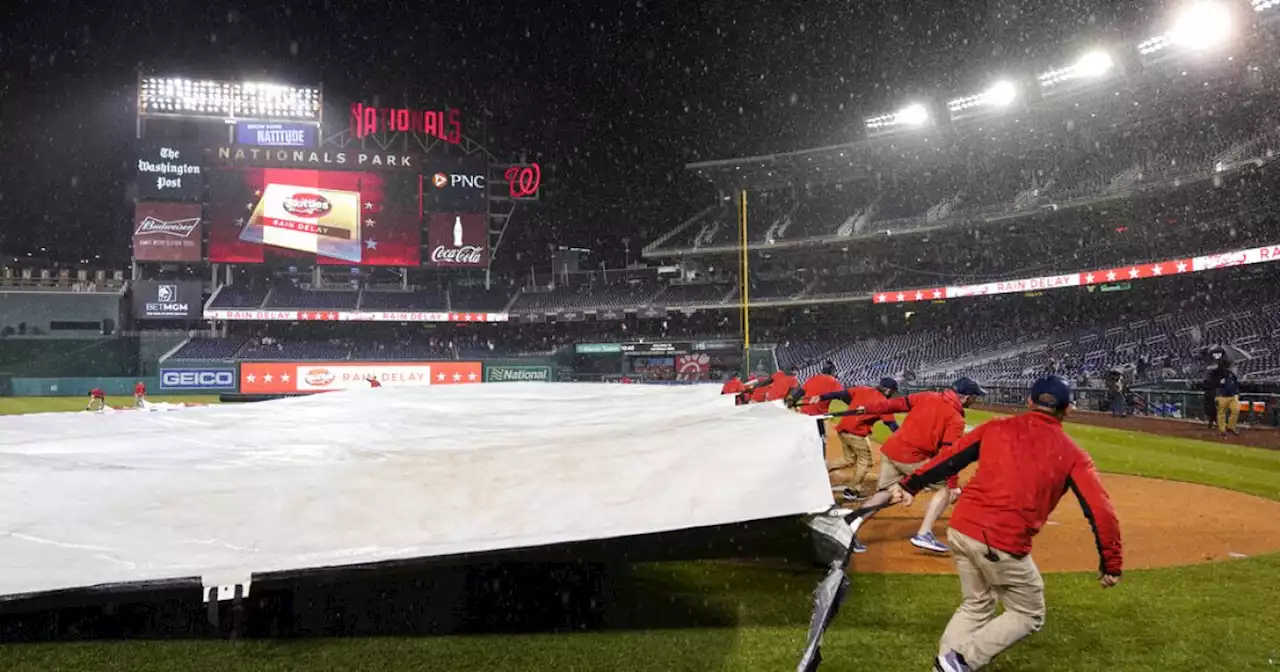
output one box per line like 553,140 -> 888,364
799,374 -> 843,415
862,390 -> 966,464
833,387 -> 897,436
721,378 -> 745,395
135,382 -> 146,396
901,411 -> 1124,576
762,372 -> 798,401
89,388 -> 105,398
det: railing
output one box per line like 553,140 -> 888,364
957,383 -> 1280,427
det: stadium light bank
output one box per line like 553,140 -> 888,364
1138,2 -> 1236,56
946,79 -> 1020,122
863,103 -> 931,138
137,77 -> 323,123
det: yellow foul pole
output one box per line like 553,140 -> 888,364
739,189 -> 750,373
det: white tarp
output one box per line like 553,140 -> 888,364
0,383 -> 831,598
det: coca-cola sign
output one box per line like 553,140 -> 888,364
133,202 -> 204,262
431,245 -> 483,264
425,212 -> 488,268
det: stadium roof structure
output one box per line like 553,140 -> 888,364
686,142 -> 876,191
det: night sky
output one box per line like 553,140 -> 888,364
0,0 -> 1147,268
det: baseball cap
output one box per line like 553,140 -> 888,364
1030,375 -> 1072,410
952,377 -> 987,397
879,377 -> 899,391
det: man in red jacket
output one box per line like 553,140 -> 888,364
720,374 -> 745,397
844,377 -> 986,554
803,377 -> 901,511
794,361 -> 842,427
887,376 -> 1123,672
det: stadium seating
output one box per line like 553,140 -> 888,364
168,337 -> 248,360
208,285 -> 269,309
359,288 -> 448,312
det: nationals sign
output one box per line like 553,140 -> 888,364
240,361 -> 482,395
350,103 -> 461,144
426,212 -> 488,268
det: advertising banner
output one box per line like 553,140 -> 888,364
575,343 -> 623,354
425,212 -> 488,268
620,342 -> 692,355
557,310 -> 585,322
202,309 -> 508,322
485,365 -> 552,383
133,202 -> 203,262
132,280 -> 203,320
208,168 -> 421,266
240,361 -> 483,395
136,142 -> 203,201
422,155 -> 489,212
159,368 -> 237,390
675,354 -> 711,381
235,122 -> 317,148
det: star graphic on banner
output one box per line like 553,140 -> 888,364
468,372 -> 477,381
281,374 -> 291,383
932,290 -> 942,299
264,374 -> 273,383
1106,270 -> 1117,281
301,312 -> 311,320
254,189 -> 262,197
1152,265 -> 1163,275
437,373 -> 446,381
914,291 -> 924,301
1085,273 -> 1096,283
328,312 -> 338,320
1128,267 -> 1140,279
364,201 -> 374,210
1176,261 -> 1188,272
896,293 -> 905,302
246,374 -> 256,383
365,238 -> 378,250
452,373 -> 462,382
876,294 -> 887,303
233,217 -> 246,228
245,202 -> 255,210
364,218 -> 375,227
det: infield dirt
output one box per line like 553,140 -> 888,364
825,423 -> 1280,574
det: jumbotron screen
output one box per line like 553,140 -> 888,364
208,168 -> 421,265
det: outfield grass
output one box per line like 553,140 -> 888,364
0,395 -> 224,415
0,406 -> 1277,670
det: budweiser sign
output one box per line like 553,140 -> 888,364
133,202 -> 204,262
135,215 -> 200,237
431,245 -> 483,264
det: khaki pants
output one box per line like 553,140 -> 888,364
877,456 -> 943,492
1216,396 -> 1240,432
939,528 -> 1045,669
830,432 -> 874,494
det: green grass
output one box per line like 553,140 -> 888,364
1,405 -> 1278,670
0,395 -> 223,415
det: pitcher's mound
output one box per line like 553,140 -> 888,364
846,474 -> 1280,574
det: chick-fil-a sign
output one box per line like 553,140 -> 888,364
350,103 -> 462,144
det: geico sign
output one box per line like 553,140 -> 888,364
160,369 -> 236,390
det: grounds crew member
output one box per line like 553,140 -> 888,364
841,377 -> 986,554
1212,363 -> 1241,436
793,362 -> 843,435
886,375 -> 1123,672
803,377 -> 901,509
720,374 -> 745,399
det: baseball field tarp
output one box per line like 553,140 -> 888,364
0,384 -> 831,598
